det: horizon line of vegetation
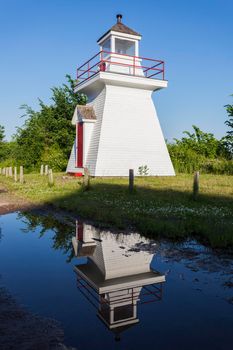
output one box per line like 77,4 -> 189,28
0,75 -> 232,175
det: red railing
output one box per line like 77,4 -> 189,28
76,50 -> 165,86
76,272 -> 164,311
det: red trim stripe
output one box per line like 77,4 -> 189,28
77,122 -> 83,168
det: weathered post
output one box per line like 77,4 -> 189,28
83,167 -> 90,191
9,166 -> 13,177
6,167 -> 9,177
129,169 -> 134,193
193,171 -> 199,200
40,164 -> 44,176
14,167 -> 17,182
45,165 -> 48,176
19,166 -> 24,184
2,167 -> 5,175
48,169 -> 54,186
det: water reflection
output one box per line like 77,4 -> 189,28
18,211 -> 76,262
1,212 -> 233,349
72,221 -> 165,340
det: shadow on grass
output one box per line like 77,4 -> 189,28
17,181 -> 233,250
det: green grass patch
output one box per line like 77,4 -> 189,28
0,173 -> 233,248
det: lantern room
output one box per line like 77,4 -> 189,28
97,14 -> 142,76
98,14 -> 140,56
75,14 -> 165,85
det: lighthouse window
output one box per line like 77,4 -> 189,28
115,39 -> 135,56
102,39 -> 111,54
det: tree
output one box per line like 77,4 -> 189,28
0,125 -> 5,143
14,75 -> 87,170
172,125 -> 220,158
0,125 -> 7,162
167,125 -> 233,174
223,96 -> 233,158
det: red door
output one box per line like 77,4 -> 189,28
76,222 -> 84,241
76,122 -> 83,168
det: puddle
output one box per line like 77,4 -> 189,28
0,212 -> 232,350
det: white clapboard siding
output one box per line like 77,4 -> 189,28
83,121 -> 95,164
93,84 -> 175,176
91,241 -> 106,276
66,140 -> 77,173
90,231 -> 153,280
73,72 -> 175,177
85,88 -> 106,175
83,224 -> 98,243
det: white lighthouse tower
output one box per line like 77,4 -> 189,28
67,15 -> 175,176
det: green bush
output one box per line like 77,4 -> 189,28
41,145 -> 67,171
167,125 -> 233,174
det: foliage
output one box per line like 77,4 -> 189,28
1,83 -> 233,175
18,211 -> 75,262
173,125 -> 223,158
168,125 -> 233,174
41,145 -> 67,171
5,75 -> 87,171
0,125 -> 4,143
222,96 -> 233,158
138,165 -> 149,176
0,125 -> 7,162
0,126 -> 17,165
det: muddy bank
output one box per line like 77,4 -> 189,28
0,286 -> 76,350
0,185 -> 34,215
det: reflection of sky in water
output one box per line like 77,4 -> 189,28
0,212 -> 232,350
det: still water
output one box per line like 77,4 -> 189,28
0,211 -> 232,350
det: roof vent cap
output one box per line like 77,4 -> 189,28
116,14 -> 122,23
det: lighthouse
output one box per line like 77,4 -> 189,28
67,15 -> 175,176
73,222 -> 165,338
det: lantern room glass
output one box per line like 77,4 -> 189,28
102,38 -> 111,58
115,39 -> 135,56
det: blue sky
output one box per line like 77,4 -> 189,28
0,0 -> 233,141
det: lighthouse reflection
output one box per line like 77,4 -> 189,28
72,221 -> 165,339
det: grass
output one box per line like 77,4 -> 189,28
0,173 -> 233,248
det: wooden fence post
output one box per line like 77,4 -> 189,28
83,167 -> 90,190
129,169 -> 134,193
9,166 -> 13,177
2,167 -> 5,175
0,168 -> 2,175
19,166 -> 24,184
6,167 -> 9,177
14,167 -> 17,182
40,164 -> 44,176
193,171 -> 199,199
48,169 -> 54,186
45,165 -> 48,176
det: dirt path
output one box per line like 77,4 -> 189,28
0,184 -> 34,215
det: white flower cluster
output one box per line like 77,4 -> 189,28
94,196 -> 232,220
